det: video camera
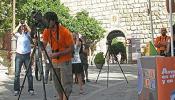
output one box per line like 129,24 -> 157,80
30,10 -> 48,38
20,20 -> 25,25
31,10 -> 43,27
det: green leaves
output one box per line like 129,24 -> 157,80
19,2 -> 105,42
72,10 -> 105,43
109,41 -> 126,55
0,0 -> 12,36
0,0 -> 106,44
19,0 -> 71,26
94,52 -> 105,64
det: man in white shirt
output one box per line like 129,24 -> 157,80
11,21 -> 34,96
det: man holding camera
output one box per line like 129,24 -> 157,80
11,20 -> 34,96
42,12 -> 74,100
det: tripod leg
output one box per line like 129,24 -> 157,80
41,42 -> 68,100
114,54 -> 128,84
37,43 -> 47,100
96,49 -> 109,83
95,63 -> 105,83
35,47 -> 42,81
18,47 -> 36,100
41,66 -> 47,100
107,56 -> 110,88
110,45 -> 128,84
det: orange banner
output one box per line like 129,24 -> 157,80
156,57 -> 175,100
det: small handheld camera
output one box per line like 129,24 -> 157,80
20,20 -> 25,25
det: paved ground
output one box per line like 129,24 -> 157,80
0,63 -> 138,100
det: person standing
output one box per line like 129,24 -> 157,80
172,25 -> 175,56
11,21 -> 34,96
154,28 -> 171,56
80,41 -> 90,82
42,12 -> 74,100
72,33 -> 85,94
167,24 -> 175,56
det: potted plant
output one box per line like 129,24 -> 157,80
94,52 -> 105,69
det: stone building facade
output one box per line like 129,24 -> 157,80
61,0 -> 174,62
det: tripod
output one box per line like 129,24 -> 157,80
95,44 -> 128,87
17,28 -> 68,100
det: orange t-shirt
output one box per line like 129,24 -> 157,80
155,35 -> 170,53
42,25 -> 74,64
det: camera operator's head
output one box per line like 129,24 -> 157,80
20,25 -> 27,32
43,12 -> 59,28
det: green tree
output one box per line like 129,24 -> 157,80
18,1 -> 105,40
18,1 -> 105,52
110,38 -> 126,55
73,10 -> 105,54
109,38 -> 127,63
17,0 -> 72,27
74,10 -> 105,42
0,0 -> 12,37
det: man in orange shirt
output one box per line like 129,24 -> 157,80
154,28 -> 170,56
42,12 -> 74,100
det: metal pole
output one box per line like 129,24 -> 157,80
12,0 -> 15,30
11,0 -> 16,74
148,0 -> 154,43
169,0 -> 174,56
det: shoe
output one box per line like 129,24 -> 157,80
82,80 -> 85,85
49,76 -> 52,81
29,90 -> 35,95
86,79 -> 90,82
14,91 -> 19,96
79,89 -> 86,95
44,80 -> 48,84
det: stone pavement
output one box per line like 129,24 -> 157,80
0,63 -> 138,100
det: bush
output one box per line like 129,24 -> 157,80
109,41 -> 127,63
94,52 -> 105,64
0,50 -> 11,67
109,42 -> 126,55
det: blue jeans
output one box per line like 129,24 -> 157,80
14,53 -> 34,91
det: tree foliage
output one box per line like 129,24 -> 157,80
73,10 -> 105,42
94,52 -> 105,64
0,0 -> 12,37
109,38 -> 126,55
16,0 -> 71,26
109,38 -> 127,63
0,0 -> 106,48
18,0 -> 105,42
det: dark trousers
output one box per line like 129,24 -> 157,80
14,53 -> 34,91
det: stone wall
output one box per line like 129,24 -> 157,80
61,0 -> 174,62
61,0 -> 172,38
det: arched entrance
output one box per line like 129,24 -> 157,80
107,30 -> 127,64
107,30 -> 126,42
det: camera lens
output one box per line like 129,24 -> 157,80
20,20 -> 24,24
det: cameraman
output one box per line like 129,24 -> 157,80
11,21 -> 34,96
42,12 -> 74,100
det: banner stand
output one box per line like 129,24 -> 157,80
138,56 -> 175,100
